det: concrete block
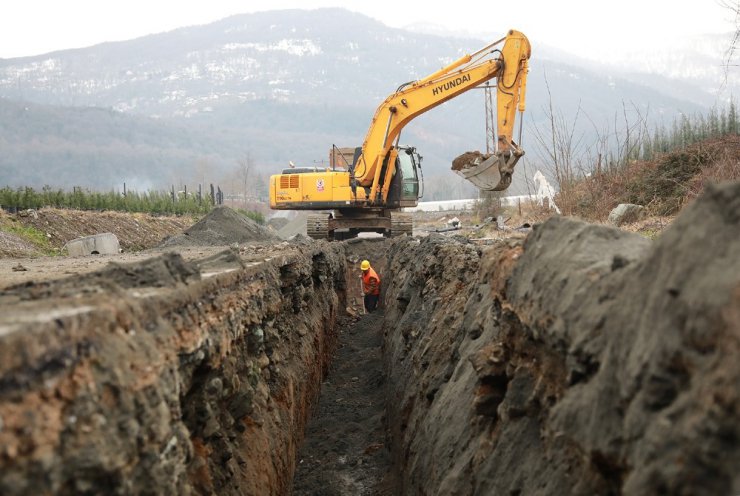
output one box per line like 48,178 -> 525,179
65,233 -> 120,256
608,203 -> 646,226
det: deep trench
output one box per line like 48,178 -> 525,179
1,183 -> 738,496
289,238 -> 394,495
291,313 -> 392,495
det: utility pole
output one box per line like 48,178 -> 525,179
482,82 -> 500,211
484,82 -> 496,154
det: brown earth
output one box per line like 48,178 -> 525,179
451,150 -> 491,171
0,231 -> 38,259
0,207 -> 276,289
0,236 -> 348,496
560,134 -> 740,220
0,177 -> 738,496
292,314 -> 392,496
0,207 -> 394,496
0,245 -> 233,290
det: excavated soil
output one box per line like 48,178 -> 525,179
451,150 -> 491,171
0,246 -> 229,290
0,240 -> 347,495
0,231 -> 39,258
0,206 -> 278,290
161,206 -> 278,247
0,181 -> 738,495
381,181 -> 740,495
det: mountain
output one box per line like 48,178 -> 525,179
0,97 -> 241,191
0,8 -> 726,198
601,32 -> 739,103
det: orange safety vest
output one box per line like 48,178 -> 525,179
362,267 -> 381,295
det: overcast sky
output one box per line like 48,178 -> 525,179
0,0 -> 735,60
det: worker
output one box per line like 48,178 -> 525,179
360,260 -> 381,312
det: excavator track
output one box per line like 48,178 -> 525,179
307,215 -> 330,240
390,213 -> 413,237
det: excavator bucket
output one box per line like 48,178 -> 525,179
452,152 -> 504,191
451,144 -> 524,192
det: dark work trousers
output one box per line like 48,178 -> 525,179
364,293 -> 379,312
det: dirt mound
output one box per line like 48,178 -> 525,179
1,253 -> 203,303
276,214 -> 308,240
381,181 -> 740,495
0,208 -> 194,257
161,206 -> 278,247
561,135 -> 740,220
267,217 -> 290,231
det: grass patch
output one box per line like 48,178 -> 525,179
637,228 -> 662,240
236,208 -> 265,225
0,219 -> 58,256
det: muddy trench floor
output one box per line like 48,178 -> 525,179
292,312 -> 394,496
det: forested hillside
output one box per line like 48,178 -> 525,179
0,8 -> 730,198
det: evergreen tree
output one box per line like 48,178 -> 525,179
697,114 -> 708,140
652,128 -> 663,155
729,98 -> 738,134
681,114 -> 692,147
708,106 -> 720,137
670,119 -> 681,148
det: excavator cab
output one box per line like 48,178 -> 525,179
346,145 -> 422,209
394,146 -> 422,206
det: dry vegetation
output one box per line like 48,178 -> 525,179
0,208 -> 195,258
556,135 -> 740,221
457,134 -> 739,241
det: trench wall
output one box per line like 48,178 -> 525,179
1,184 -> 738,496
382,182 -> 740,495
0,244 -> 347,495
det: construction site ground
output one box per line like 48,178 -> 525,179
292,313 -> 393,496
0,178 -> 738,495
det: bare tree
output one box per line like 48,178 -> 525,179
530,72 -> 584,192
617,101 -> 651,166
720,0 -> 740,84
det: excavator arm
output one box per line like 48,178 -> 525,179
354,29 -> 531,201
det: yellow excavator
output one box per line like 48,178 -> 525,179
269,29 -> 531,240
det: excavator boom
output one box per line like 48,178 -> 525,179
354,29 -> 530,197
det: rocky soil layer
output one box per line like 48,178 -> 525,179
0,181 -> 737,495
381,182 -> 740,495
0,241 -> 347,495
